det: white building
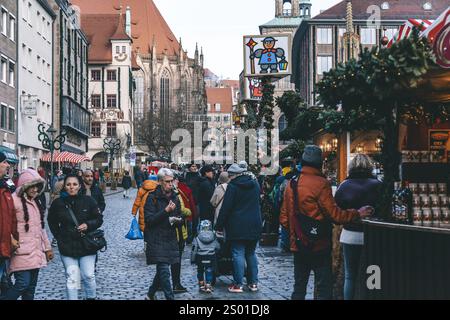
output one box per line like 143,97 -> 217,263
81,11 -> 139,171
17,0 -> 55,170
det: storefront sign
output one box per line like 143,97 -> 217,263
22,99 -> 38,116
243,34 -> 291,78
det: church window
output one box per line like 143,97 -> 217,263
283,1 -> 292,16
160,69 -> 170,138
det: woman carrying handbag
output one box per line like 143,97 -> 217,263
48,174 -> 104,300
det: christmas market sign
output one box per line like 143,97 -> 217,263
243,34 -> 291,78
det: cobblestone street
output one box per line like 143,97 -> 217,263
34,189 -> 313,300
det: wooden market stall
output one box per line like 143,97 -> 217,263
360,11 -> 450,299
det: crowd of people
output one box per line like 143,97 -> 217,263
0,144 -> 381,300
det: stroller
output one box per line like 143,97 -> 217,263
213,232 -> 247,284
215,233 -> 233,276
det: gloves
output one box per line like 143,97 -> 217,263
169,216 -> 183,226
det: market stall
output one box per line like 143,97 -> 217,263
360,9 -> 450,300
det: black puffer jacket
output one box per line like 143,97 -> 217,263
197,177 -> 215,222
48,195 -> 104,258
144,186 -> 182,265
122,176 -> 132,190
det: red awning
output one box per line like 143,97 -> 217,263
41,151 -> 90,164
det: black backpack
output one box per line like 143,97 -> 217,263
291,176 -> 332,255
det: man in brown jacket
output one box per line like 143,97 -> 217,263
280,145 -> 373,300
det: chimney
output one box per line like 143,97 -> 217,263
125,6 -> 131,37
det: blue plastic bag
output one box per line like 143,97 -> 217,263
125,217 -> 143,240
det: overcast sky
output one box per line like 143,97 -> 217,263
153,0 -> 342,79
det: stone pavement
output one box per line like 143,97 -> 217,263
35,189 -> 314,300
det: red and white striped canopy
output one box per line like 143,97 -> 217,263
420,7 -> 450,43
41,151 -> 90,164
387,19 -> 434,48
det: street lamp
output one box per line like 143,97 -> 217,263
38,124 -> 67,191
103,137 -> 121,190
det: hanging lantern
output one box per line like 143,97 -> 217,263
279,59 -> 288,71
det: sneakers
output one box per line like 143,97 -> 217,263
145,293 -> 157,300
202,283 -> 213,294
173,284 -> 188,294
228,285 -> 244,293
51,238 -> 57,247
198,281 -> 205,291
247,284 -> 258,292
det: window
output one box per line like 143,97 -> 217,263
282,1 -> 292,16
0,56 -> 7,82
317,28 -> 332,44
122,46 -> 126,54
8,61 -> 14,86
106,122 -> 116,137
107,95 -> 117,108
215,103 -> 221,112
8,107 -> 14,131
36,11 -> 41,33
339,28 -> 346,38
0,104 -> 7,129
116,46 -> 120,54
384,28 -> 398,42
91,122 -> 101,137
36,56 -> 41,78
107,70 -> 116,81
224,116 -> 229,122
91,70 -> 101,81
278,114 -> 288,132
215,116 -> 221,122
207,103 -> 211,111
1,8 -> 7,35
160,70 -> 170,138
27,3 -> 32,26
9,15 -> 15,40
317,56 -> 332,75
361,27 -> 377,45
28,48 -> 32,72
91,94 -> 101,108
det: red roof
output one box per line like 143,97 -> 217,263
71,0 -> 181,56
81,14 -> 130,64
206,88 -> 233,113
221,80 -> 240,90
315,0 -> 448,20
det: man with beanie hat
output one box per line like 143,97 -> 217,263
216,163 -> 262,293
280,145 -> 373,300
0,152 -> 19,296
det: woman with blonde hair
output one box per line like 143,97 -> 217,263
334,153 -> 382,300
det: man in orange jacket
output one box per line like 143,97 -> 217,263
280,145 -> 373,300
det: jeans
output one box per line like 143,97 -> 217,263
343,244 -> 363,300
292,252 -> 332,300
171,241 -> 185,287
4,269 -> 40,300
148,263 -> 174,300
61,255 -> 97,300
197,263 -> 214,284
186,220 -> 193,244
0,258 -> 6,279
230,240 -> 258,286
